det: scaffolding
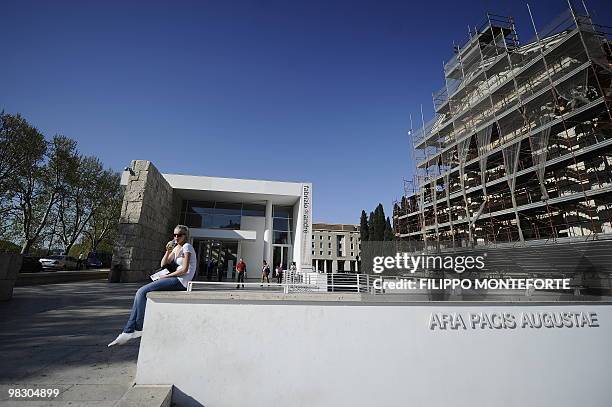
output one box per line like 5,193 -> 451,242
393,2 -> 612,251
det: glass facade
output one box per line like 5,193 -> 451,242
272,205 -> 293,244
182,200 -> 266,230
194,239 -> 238,281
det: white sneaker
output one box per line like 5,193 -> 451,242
107,332 -> 137,347
132,330 -> 143,339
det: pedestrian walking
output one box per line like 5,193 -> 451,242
236,258 -> 246,289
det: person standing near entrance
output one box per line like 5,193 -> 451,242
275,263 -> 283,284
260,260 -> 270,285
236,258 -> 246,289
108,225 -> 197,347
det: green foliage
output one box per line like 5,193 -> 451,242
82,170 -> 122,253
372,204 -> 386,241
0,112 -> 47,241
0,112 -> 122,256
68,242 -> 91,258
361,204 -> 395,242
16,134 -> 79,254
384,216 -> 395,241
359,210 -> 369,241
367,211 -> 374,242
0,240 -> 20,253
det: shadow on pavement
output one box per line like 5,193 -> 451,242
0,281 -> 147,405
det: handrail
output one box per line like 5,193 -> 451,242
187,280 -> 315,293
186,273 -> 403,295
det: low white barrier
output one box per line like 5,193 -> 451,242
136,291 -> 612,407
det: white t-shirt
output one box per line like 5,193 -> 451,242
174,242 -> 197,288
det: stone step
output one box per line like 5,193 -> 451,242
115,384 -> 173,407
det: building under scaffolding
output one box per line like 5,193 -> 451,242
393,5 -> 612,252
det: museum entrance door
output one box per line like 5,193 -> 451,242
272,244 -> 292,272
194,239 -> 238,281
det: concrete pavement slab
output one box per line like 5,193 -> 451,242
0,281 -> 146,406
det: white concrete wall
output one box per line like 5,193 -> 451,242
239,216 -> 265,276
162,173 -> 304,197
293,183 -> 312,272
136,294 -> 612,407
190,228 -> 256,241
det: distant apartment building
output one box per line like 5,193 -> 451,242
311,223 -> 360,273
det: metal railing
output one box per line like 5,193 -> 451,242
186,272 -> 414,295
186,280 -> 315,293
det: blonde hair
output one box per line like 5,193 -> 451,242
174,224 -> 190,240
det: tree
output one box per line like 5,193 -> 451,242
368,211 -> 375,241
359,210 -> 369,241
1,113 -> 123,255
0,112 -> 35,192
384,217 -> 395,241
14,134 -> 78,254
361,203 -> 391,241
372,203 -> 386,241
56,155 -> 105,254
83,170 -> 122,253
0,113 -> 44,239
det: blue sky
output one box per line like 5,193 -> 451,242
2,0 -> 610,224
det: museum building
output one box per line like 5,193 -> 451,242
112,160 -> 312,282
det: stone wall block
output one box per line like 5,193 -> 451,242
0,253 -> 23,300
112,160 -> 178,282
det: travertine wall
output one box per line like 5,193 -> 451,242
112,160 -> 180,282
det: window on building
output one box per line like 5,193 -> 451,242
272,205 -> 293,244
328,251 -> 331,256
273,232 -> 289,244
274,218 -> 289,231
241,203 -> 266,217
337,235 -> 344,257
182,200 -> 239,229
272,205 -> 293,217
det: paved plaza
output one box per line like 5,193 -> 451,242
0,281 -> 144,406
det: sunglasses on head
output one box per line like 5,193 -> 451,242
173,233 -> 184,237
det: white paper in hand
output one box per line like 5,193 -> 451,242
151,268 -> 170,281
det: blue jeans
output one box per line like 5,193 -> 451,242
123,277 -> 186,333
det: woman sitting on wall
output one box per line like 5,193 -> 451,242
108,224 -> 197,347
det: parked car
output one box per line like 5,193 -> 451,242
39,255 -> 79,271
19,256 -> 43,273
85,256 -> 103,269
